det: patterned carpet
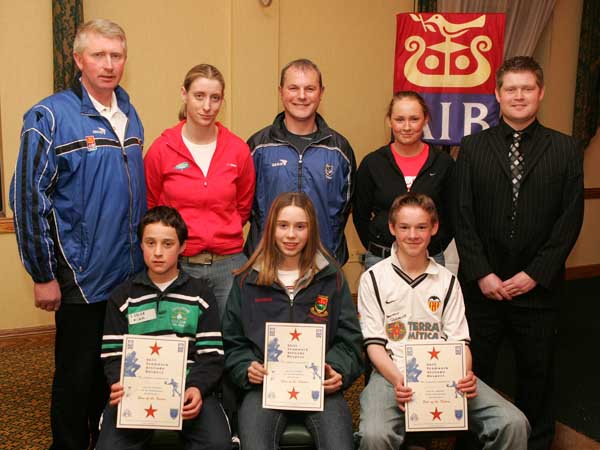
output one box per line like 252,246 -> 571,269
0,334 -> 53,449
0,333 -> 364,449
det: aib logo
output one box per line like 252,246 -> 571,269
404,14 -> 492,88
395,13 -> 505,144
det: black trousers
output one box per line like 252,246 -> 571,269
465,292 -> 557,450
50,302 -> 109,450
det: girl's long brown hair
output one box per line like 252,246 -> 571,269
235,192 -> 330,286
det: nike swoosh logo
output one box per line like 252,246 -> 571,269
429,172 -> 436,176
385,299 -> 398,304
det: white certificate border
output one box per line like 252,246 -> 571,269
117,334 -> 189,430
404,341 -> 468,432
262,322 -> 326,412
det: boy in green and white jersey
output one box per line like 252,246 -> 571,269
97,206 -> 230,450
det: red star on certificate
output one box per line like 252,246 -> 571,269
288,387 -> 299,400
428,347 -> 440,360
431,407 -> 442,421
145,404 -> 157,418
150,341 -> 162,355
290,328 -> 302,341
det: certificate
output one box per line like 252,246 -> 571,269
117,334 -> 188,430
262,322 -> 326,411
404,342 -> 468,432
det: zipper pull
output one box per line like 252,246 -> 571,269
156,293 -> 164,314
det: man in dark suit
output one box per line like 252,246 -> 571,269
455,56 -> 584,450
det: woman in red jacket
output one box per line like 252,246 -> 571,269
144,64 -> 255,318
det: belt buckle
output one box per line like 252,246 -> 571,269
190,252 -> 213,265
198,252 -> 213,265
369,242 -> 388,259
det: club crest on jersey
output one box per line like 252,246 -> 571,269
386,320 -> 407,341
170,306 -> 191,329
428,296 -> 441,313
324,163 -> 334,179
310,295 -> 329,317
85,135 -> 97,151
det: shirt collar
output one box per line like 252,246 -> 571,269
390,243 -> 439,276
88,91 -> 122,117
133,268 -> 190,289
500,118 -> 539,141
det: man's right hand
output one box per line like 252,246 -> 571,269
34,280 -> 62,311
477,273 -> 511,301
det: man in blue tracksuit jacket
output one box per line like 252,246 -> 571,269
10,19 -> 145,450
244,59 -> 356,265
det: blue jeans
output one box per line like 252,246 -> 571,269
363,251 -> 445,270
357,371 -> 529,450
96,394 -> 231,450
181,252 -> 247,321
238,388 -> 354,450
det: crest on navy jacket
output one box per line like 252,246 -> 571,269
310,295 -> 329,317
324,163 -> 334,180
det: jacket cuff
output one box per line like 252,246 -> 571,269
524,262 -> 559,290
31,274 -> 56,284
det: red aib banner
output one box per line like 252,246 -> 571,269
394,13 -> 505,145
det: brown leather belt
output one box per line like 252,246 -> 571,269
181,252 -> 235,265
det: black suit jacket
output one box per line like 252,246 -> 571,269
455,121 -> 584,307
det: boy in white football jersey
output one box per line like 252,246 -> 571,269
357,193 -> 529,450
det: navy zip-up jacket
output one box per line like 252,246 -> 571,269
245,112 -> 356,265
222,253 -> 363,391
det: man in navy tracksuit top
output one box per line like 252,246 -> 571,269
244,58 -> 356,265
10,19 -> 145,450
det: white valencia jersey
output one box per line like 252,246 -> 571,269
358,245 -> 470,375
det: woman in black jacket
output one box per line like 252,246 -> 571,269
353,91 -> 454,268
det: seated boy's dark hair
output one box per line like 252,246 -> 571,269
388,192 -> 438,225
138,206 -> 188,245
